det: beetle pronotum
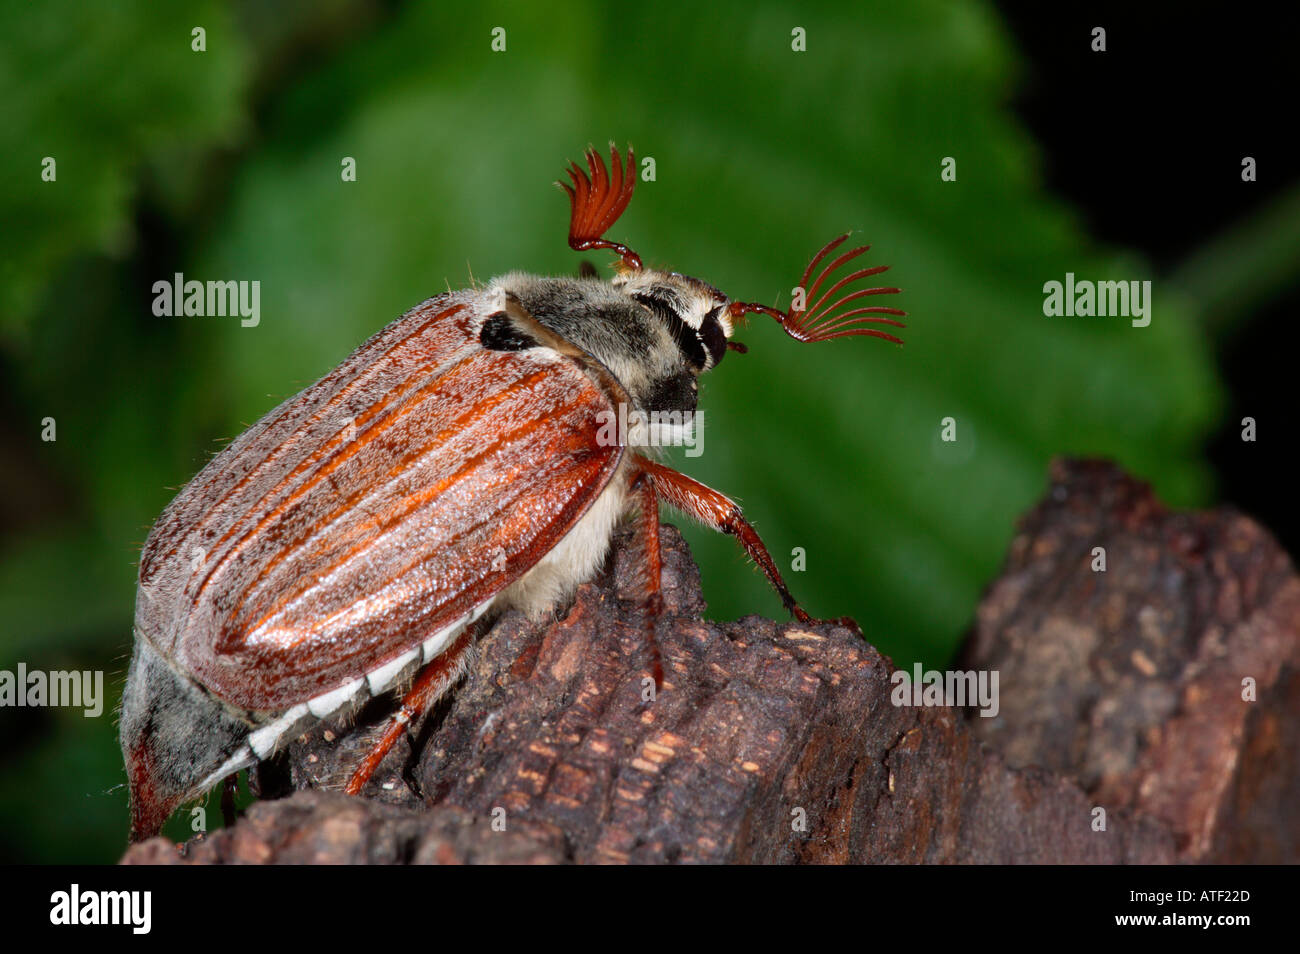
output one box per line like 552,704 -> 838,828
120,144 -> 904,841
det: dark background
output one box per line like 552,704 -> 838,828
0,1 -> 1295,861
999,3 -> 1299,550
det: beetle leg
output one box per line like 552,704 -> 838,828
344,622 -> 479,796
631,473 -> 665,687
633,456 -> 859,632
220,773 -> 240,829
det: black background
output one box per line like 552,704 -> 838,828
998,2 -> 1298,554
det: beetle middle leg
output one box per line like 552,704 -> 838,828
344,622 -> 481,796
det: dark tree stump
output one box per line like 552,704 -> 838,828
960,458 -> 1300,862
122,458 -> 1300,864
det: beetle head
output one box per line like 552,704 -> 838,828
611,268 -> 732,374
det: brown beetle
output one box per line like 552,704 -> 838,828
120,144 -> 904,841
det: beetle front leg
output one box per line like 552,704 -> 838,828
632,456 -> 859,632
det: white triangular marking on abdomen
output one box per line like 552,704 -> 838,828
205,596 -> 498,782
248,703 -> 310,758
307,676 -> 366,717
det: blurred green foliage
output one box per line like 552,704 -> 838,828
0,0 -> 1221,861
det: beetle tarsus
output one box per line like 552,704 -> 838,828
643,592 -> 665,691
793,607 -> 862,636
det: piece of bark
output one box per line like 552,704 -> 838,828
121,459 -> 1298,864
960,458 -> 1300,862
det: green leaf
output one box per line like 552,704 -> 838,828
193,0 -> 1219,667
0,0 -> 250,341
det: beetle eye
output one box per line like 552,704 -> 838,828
700,307 -> 727,369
